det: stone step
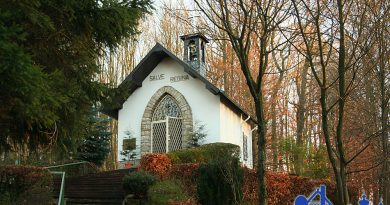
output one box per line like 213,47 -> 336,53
52,168 -> 135,204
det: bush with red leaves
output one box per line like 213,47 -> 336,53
167,164 -> 359,205
0,165 -> 53,204
139,153 -> 360,205
170,163 -> 199,195
243,167 -> 359,205
140,153 -> 172,179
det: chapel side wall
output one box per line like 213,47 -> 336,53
117,58 -> 221,161
219,102 -> 253,168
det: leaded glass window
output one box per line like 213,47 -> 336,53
152,95 -> 182,121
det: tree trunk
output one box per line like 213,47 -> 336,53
378,22 -> 389,205
320,90 -> 344,205
336,0 -> 349,203
255,92 -> 267,205
271,74 -> 283,172
294,59 -> 309,175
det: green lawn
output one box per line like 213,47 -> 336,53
146,179 -> 190,205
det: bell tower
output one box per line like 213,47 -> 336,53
180,33 -> 209,76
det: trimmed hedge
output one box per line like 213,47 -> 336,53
167,143 -> 240,164
243,168 -> 359,205
168,164 -> 359,205
167,148 -> 206,164
138,144 -> 360,205
0,165 -> 53,204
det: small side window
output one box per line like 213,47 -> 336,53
243,133 -> 248,161
201,42 -> 205,63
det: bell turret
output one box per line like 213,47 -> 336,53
180,33 -> 209,77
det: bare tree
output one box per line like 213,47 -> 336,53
194,1 -> 289,204
291,0 -> 381,203
293,55 -> 310,175
270,39 -> 289,172
374,2 -> 390,202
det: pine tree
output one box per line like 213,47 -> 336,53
76,109 -> 111,166
0,0 -> 152,156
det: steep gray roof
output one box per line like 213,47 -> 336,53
104,43 -> 256,124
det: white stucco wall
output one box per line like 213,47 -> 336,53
117,58 -> 221,160
220,103 -> 253,168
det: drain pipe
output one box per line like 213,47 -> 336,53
242,115 -> 251,123
251,125 -> 258,132
241,114 -> 258,132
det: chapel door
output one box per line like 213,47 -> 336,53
151,95 -> 183,153
151,121 -> 166,153
168,117 -> 182,152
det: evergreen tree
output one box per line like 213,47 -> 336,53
0,0 -> 152,156
188,121 -> 207,148
76,109 -> 111,166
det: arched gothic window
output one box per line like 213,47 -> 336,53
152,95 -> 182,121
151,94 -> 183,153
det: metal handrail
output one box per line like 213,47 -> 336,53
51,171 -> 65,205
46,161 -> 89,205
45,161 -> 88,169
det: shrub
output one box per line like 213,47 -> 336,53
167,148 -> 206,164
167,143 -> 240,164
168,198 -> 198,205
169,163 -> 199,196
197,157 -> 244,205
122,170 -> 157,199
170,163 -> 199,182
200,143 -> 240,160
0,165 -> 53,205
168,143 -> 241,204
242,168 -> 359,205
140,153 -> 172,179
168,162 -> 359,205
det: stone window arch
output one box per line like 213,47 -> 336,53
140,86 -> 193,155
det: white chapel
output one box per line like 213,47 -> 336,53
106,33 -> 255,168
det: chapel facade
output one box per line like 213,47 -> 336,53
107,33 -> 255,168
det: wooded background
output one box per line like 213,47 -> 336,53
98,1 -> 389,203
0,0 -> 388,204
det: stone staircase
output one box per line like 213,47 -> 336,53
53,168 -> 134,205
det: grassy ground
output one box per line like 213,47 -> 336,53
146,179 -> 190,205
